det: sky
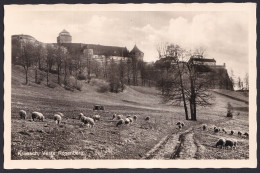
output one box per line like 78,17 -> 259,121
6,8 -> 249,82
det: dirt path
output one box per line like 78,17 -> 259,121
144,127 -> 205,160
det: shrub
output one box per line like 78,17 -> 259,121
77,74 -> 87,81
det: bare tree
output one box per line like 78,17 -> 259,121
46,44 -> 57,86
237,76 -> 243,90
19,40 -> 36,85
55,45 -> 68,84
244,73 -> 249,90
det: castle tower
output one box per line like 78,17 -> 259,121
57,29 -> 72,44
129,45 -> 144,61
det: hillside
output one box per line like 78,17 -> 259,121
11,65 -> 249,160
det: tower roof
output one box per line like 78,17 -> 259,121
59,29 -> 71,36
129,45 -> 143,54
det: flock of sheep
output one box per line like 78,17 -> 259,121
19,109 -> 144,128
202,124 -> 249,150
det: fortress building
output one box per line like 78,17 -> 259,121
12,29 -> 144,65
57,29 -> 72,44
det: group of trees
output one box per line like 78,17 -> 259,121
154,43 -> 217,121
236,73 -> 249,90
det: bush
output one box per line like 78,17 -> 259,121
90,79 -> 110,93
77,74 -> 87,81
97,84 -> 110,93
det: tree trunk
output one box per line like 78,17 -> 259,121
25,69 -> 28,85
177,61 -> 189,120
35,68 -> 37,83
57,65 -> 60,84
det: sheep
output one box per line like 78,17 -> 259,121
230,130 -> 234,135
32,112 -> 44,122
214,128 -> 220,133
129,117 -> 133,123
116,119 -> 125,127
176,122 -> 181,125
222,128 -> 227,134
244,132 -> 249,137
133,115 -> 137,120
145,116 -> 150,121
202,124 -> 207,130
56,112 -> 64,117
181,122 -> 185,127
216,138 -> 226,149
82,117 -> 95,127
19,110 -> 27,119
54,114 -> 62,124
178,124 -> 182,130
78,113 -> 85,121
238,131 -> 242,136
125,118 -> 130,125
92,114 -> 101,121
225,139 -> 237,149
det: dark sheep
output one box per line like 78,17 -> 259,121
216,138 -> 226,149
225,139 -> 237,149
176,122 -> 181,125
181,122 -> 185,127
214,128 -> 219,133
145,116 -> 150,121
244,132 -> 249,137
222,128 -> 227,133
230,130 -> 234,135
202,124 -> 207,130
238,131 -> 242,136
133,115 -> 137,120
116,119 -> 125,127
19,110 -> 27,119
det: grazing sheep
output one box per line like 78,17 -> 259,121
222,128 -> 227,134
125,118 -> 130,125
116,114 -> 123,120
129,117 -> 133,123
244,132 -> 249,137
145,116 -> 150,121
238,131 -> 242,136
181,122 -> 185,127
56,112 -> 64,117
54,114 -> 62,124
19,110 -> 27,119
82,117 -> 95,127
214,128 -> 219,133
112,114 -> 116,120
133,115 -> 137,120
202,124 -> 207,130
32,112 -> 44,122
116,119 -> 125,127
92,114 -> 101,121
216,138 -> 226,149
230,130 -> 234,135
78,113 -> 85,121
225,139 -> 237,149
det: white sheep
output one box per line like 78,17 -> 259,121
56,112 -> 64,117
92,114 -> 101,121
54,114 -> 62,124
116,119 -> 125,127
125,118 -> 130,125
78,113 -> 85,122
83,117 -> 95,127
113,114 -> 123,120
129,117 -> 133,123
19,110 -> 27,119
32,112 -> 44,121
216,138 -> 226,149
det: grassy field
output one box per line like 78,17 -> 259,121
11,66 -> 249,160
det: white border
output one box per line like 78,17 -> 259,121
4,3 -> 257,169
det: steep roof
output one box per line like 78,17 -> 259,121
129,45 -> 143,55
